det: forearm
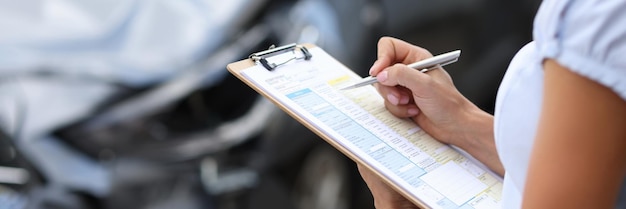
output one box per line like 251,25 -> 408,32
452,102 -> 504,176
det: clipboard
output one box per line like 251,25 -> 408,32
227,43 -> 503,209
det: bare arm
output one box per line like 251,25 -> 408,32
522,59 -> 626,208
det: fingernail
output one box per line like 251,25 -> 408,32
369,60 -> 379,75
377,71 -> 388,82
399,95 -> 410,105
408,108 -> 419,116
387,94 -> 399,105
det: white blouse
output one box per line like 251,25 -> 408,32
493,0 -> 626,208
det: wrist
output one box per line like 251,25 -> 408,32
451,101 -> 494,150
449,100 -> 504,175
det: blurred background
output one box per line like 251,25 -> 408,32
0,0 -> 540,208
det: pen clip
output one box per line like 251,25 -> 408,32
419,57 -> 458,73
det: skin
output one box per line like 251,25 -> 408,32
360,36 -> 626,208
522,59 -> 626,208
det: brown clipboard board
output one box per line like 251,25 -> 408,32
226,43 -> 432,209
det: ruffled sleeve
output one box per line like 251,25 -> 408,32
533,0 -> 626,101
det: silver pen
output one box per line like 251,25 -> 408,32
340,50 -> 461,90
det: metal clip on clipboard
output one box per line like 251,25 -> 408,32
249,43 -> 313,71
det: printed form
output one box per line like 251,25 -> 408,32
241,47 -> 502,209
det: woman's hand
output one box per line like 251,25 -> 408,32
357,164 -> 420,209
370,37 -> 503,175
358,37 -> 504,209
369,37 -> 478,145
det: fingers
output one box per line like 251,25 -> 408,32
375,84 -> 420,117
356,164 -> 395,201
385,100 -> 420,118
375,83 -> 412,105
357,163 -> 421,209
369,37 -> 432,76
357,163 -> 389,193
377,64 -> 434,96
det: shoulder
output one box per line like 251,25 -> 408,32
534,0 -> 626,101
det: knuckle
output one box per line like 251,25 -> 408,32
417,47 -> 431,56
